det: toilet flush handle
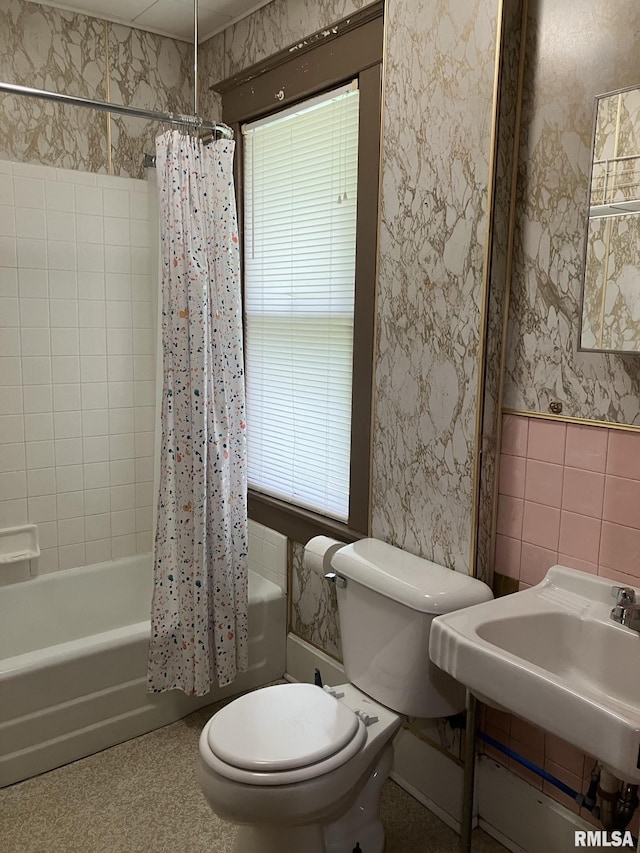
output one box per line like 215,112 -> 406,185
324,572 -> 347,589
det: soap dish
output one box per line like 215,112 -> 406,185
0,524 -> 40,564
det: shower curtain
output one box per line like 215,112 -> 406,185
147,130 -> 248,696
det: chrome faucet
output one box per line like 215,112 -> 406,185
610,586 -> 640,633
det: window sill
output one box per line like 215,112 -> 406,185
248,490 -> 365,545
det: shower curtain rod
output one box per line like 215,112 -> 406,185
0,82 -> 233,138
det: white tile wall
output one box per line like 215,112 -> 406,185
248,519 -> 287,593
0,159 -> 156,576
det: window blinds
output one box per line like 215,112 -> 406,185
243,82 -> 359,520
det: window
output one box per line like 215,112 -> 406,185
216,2 -> 383,540
243,84 -> 360,521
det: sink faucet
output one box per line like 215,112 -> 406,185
610,586 -> 640,633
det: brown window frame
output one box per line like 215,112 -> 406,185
213,2 -> 383,544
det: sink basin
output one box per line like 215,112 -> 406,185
429,565 -> 640,782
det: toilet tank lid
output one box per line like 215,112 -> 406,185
331,539 -> 493,614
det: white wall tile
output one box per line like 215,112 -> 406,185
83,435 -> 109,463
0,328 -> 20,356
25,412 -> 53,442
111,534 -> 135,558
49,270 -> 77,300
133,329 -> 154,355
0,174 -> 14,206
111,508 -> 135,536
85,512 -> 110,541
135,481 -> 153,508
13,177 -> 45,209
0,497 -> 28,526
104,218 -> 130,246
109,408 -> 134,434
23,385 -> 51,413
78,271 -> 105,300
22,356 -> 51,385
50,298 -> 78,328
45,181 -> 74,213
79,300 -> 105,328
106,301 -> 132,328
0,270 -> 17,299
135,506 -> 152,532
105,246 -> 130,274
136,531 -> 152,554
131,247 -> 150,275
57,491 -> 85,520
0,470 -> 26,500
85,487 -> 110,514
0,386 -> 22,416
21,327 -> 50,356
110,459 -> 135,486
51,328 -> 79,356
108,382 -> 133,408
27,494 -> 56,522
81,383 -> 108,410
54,437 -> 82,466
38,520 -> 58,549
53,411 -> 82,439
132,302 -> 153,329
58,542 -> 85,570
135,456 -> 153,483
47,241 -> 76,271
85,538 -> 111,564
110,433 -> 134,460
0,356 -> 21,385
27,467 -> 56,497
107,329 -> 133,355
80,328 -> 106,355
34,547 -> 59,575
83,461 -> 109,489
134,406 -> 155,432
46,211 -> 75,243
0,298 -> 19,327
111,483 -> 135,511
0,205 -> 15,238
0,236 -> 17,269
26,440 -> 54,469
53,383 -> 81,412
19,298 -> 48,327
77,215 -> 103,245
15,208 -> 46,240
75,185 -> 102,215
134,431 -> 154,457
56,465 -> 83,493
130,219 -> 150,248
18,268 -> 47,298
107,354 -> 133,381
17,239 -> 46,269
77,243 -> 104,272
103,189 -> 129,218
82,409 -> 108,437
80,355 -> 107,383
106,273 -> 131,301
0,413 -> 24,443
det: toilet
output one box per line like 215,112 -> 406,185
197,538 -> 492,853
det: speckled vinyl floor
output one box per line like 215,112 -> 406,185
0,703 -> 506,853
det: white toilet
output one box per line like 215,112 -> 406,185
197,538 -> 492,853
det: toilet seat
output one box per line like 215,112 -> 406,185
202,683 -> 368,786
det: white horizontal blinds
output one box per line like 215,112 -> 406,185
243,83 -> 359,520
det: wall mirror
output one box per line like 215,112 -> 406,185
579,85 -> 640,353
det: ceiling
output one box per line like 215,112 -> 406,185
29,0 -> 273,43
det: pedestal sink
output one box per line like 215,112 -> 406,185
429,565 -> 640,782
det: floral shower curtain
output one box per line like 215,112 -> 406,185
147,130 -> 248,696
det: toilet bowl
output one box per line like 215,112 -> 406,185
198,682 -> 401,853
198,538 -> 493,853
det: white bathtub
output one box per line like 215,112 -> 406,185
0,554 -> 286,787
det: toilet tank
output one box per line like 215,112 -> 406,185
331,539 -> 492,718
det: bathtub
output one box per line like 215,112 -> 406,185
0,554 -> 286,788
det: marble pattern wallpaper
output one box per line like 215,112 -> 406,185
0,0 -> 195,178
371,0 -> 500,575
503,0 -> 640,424
290,541 -> 341,660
